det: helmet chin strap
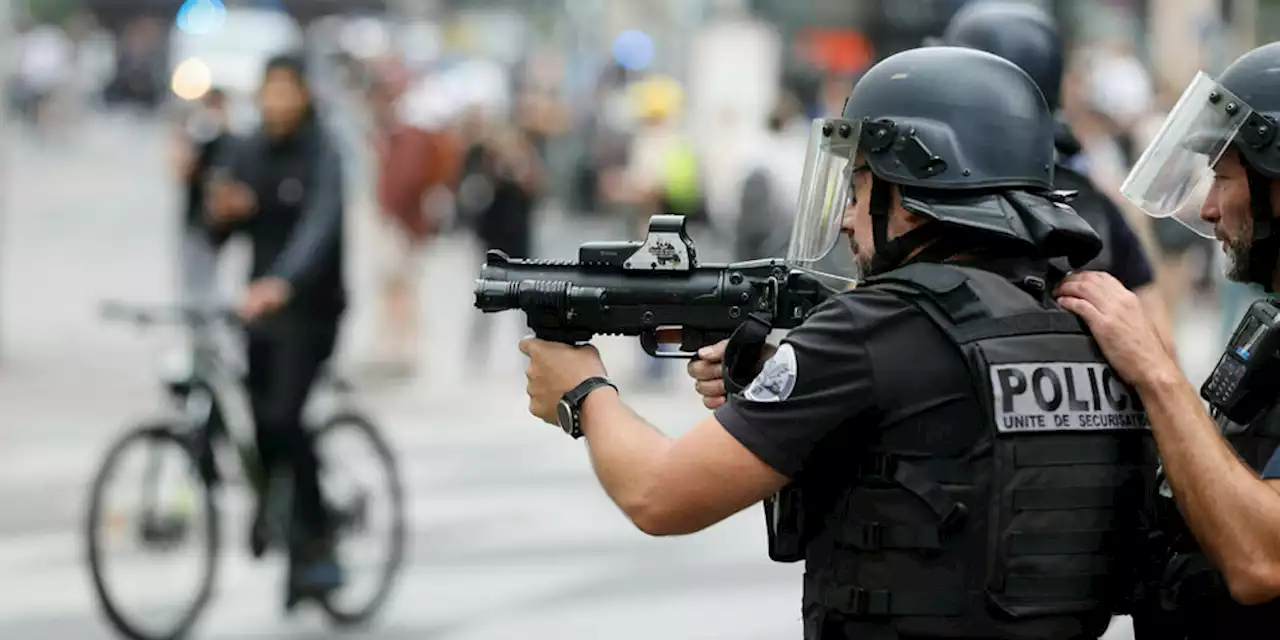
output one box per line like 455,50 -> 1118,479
1244,164 -> 1280,292
866,176 -> 943,276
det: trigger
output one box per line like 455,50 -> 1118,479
639,331 -> 660,357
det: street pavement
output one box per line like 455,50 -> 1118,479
0,110 -> 1227,639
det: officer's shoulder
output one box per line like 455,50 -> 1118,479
858,261 -> 993,295
804,283 -> 926,322
858,262 -> 1059,314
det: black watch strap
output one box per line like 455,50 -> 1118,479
559,376 -> 617,438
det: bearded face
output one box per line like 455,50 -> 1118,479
1201,148 -> 1262,282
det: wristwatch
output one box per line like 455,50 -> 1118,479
557,376 -> 617,439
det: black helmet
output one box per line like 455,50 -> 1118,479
843,46 -> 1055,191
932,1 -> 1063,110
1219,42 -> 1280,179
828,47 -> 1100,275
1122,42 -> 1280,290
1221,45 -> 1280,289
784,47 -> 1101,280
931,1 -> 1084,159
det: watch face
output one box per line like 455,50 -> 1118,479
556,399 -> 575,433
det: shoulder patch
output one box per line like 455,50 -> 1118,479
743,343 -> 798,403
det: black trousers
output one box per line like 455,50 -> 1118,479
246,318 -> 338,534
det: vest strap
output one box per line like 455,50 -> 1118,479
862,280 -> 988,330
860,454 -> 969,530
860,453 -> 973,484
949,311 -> 1087,343
863,264 -> 1087,347
1014,437 -> 1152,467
809,582 -> 969,616
1008,529 -> 1121,555
1004,575 -> 1111,600
836,522 -> 943,552
1013,485 -> 1141,511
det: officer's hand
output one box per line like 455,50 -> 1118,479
1055,271 -> 1179,388
688,340 -> 777,410
519,337 -> 609,426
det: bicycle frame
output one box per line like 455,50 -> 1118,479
91,304 -> 403,635
166,317 -> 354,489
168,320 -> 260,485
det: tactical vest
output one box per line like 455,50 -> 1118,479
1135,403 -> 1280,639
799,263 -> 1158,640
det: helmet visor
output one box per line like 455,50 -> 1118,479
785,118 -> 861,278
1121,72 -> 1253,239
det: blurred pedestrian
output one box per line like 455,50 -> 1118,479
172,87 -> 234,307
15,22 -> 74,135
735,91 -> 809,261
366,77 -> 461,377
460,117 -> 544,370
601,75 -> 708,385
105,17 -> 164,113
607,75 -> 708,236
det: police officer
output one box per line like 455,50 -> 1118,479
930,0 -> 1176,354
1055,42 -> 1280,638
520,46 -> 1157,640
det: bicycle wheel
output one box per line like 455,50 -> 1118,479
86,423 -> 220,640
313,411 -> 406,627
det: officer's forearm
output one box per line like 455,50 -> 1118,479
1139,371 -> 1280,603
1135,285 -> 1177,358
577,389 -> 676,534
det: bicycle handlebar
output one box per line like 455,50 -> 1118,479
99,301 -> 241,328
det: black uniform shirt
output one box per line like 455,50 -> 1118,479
715,258 -> 1045,480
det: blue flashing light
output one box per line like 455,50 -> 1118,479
612,30 -> 654,71
177,0 -> 227,36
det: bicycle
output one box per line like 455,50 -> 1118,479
85,302 -> 406,640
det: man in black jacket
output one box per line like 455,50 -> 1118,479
206,53 -> 346,600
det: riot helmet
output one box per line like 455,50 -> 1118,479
786,46 -> 1101,283
930,0 -> 1090,162
930,0 -> 1063,110
1121,42 -> 1280,289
